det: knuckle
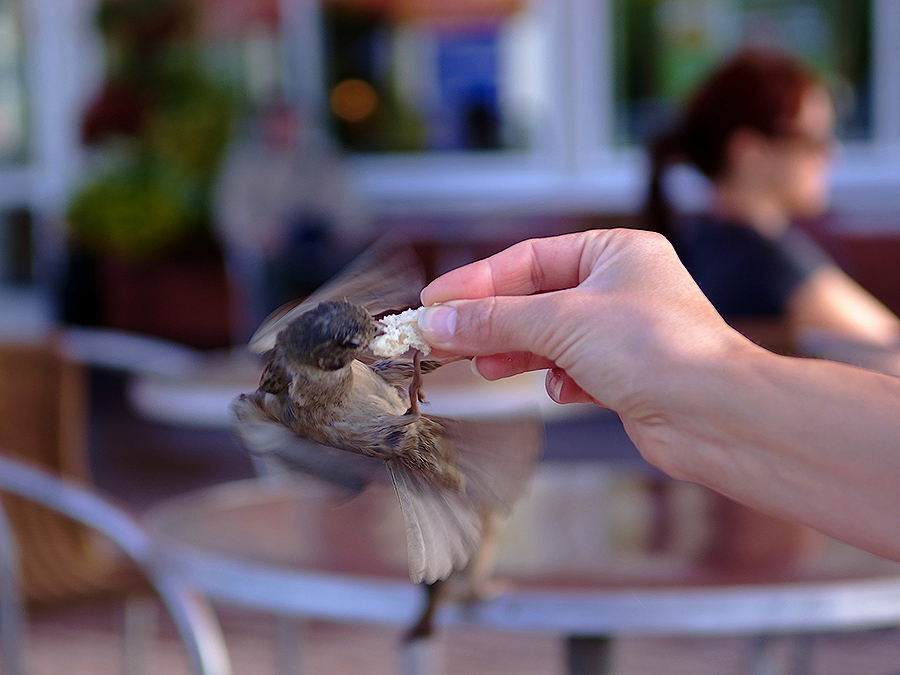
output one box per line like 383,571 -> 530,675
466,296 -> 500,347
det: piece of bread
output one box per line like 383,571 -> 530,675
371,308 -> 431,357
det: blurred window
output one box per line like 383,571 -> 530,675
321,0 -> 548,152
612,0 -> 872,147
0,0 -> 29,285
0,0 -> 28,163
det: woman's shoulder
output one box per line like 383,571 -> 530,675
677,216 -> 830,263
672,215 -> 834,317
678,214 -> 767,244
674,215 -> 776,263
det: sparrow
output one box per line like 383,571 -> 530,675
231,240 -> 543,587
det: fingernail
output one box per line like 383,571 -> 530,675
470,356 -> 483,378
418,305 -> 457,344
546,369 -> 563,403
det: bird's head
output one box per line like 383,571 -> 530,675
278,300 -> 378,371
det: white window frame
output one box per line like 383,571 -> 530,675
830,0 -> 900,226
281,0 -> 900,223
0,0 -> 103,269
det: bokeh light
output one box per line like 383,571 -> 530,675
329,78 -> 379,123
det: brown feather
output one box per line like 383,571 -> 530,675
233,241 -> 544,589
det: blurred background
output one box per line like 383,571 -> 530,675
0,0 -> 897,345
2,1 -> 900,673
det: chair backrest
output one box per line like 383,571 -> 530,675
0,490 -> 24,675
0,339 -> 135,604
0,454 -> 232,675
0,339 -> 86,476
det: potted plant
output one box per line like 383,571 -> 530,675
63,0 -> 239,348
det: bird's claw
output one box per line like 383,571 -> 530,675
407,350 -> 424,414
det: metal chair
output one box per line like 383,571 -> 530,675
0,454 -> 232,675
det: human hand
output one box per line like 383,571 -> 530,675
418,229 -> 753,424
418,230 -> 900,562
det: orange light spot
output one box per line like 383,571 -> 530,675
329,79 -> 379,123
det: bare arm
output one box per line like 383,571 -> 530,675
417,229 -> 900,561
645,345 -> 900,561
789,265 -> 900,347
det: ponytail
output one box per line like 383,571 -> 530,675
643,128 -> 685,242
643,48 -> 819,242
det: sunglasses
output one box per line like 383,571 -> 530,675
770,128 -> 836,154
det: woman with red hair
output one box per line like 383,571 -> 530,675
644,49 -> 900,567
645,48 -> 900,353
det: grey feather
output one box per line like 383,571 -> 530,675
249,238 -> 425,354
435,415 -> 544,510
388,414 -> 543,583
233,244 -> 545,587
388,461 -> 481,584
232,394 -> 380,492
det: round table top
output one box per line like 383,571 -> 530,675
145,462 -> 900,636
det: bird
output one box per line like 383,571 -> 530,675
231,239 -> 543,587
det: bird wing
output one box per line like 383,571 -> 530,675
248,237 -> 425,354
433,414 -> 545,512
387,415 -> 544,584
387,460 -> 482,584
232,393 -> 383,493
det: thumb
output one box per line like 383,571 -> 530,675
418,296 -> 556,358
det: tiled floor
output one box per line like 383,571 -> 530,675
19,598 -> 900,674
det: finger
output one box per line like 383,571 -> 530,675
422,346 -> 465,360
473,352 -> 556,380
421,232 -> 604,305
418,295 -> 562,358
545,369 -> 600,406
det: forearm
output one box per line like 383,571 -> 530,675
640,345 -> 900,560
789,267 -> 900,347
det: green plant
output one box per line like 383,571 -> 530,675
66,0 -> 238,261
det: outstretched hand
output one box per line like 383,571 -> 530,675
416,229 -> 900,565
418,228 -> 751,417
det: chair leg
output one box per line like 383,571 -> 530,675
789,634 -> 815,675
748,635 -> 781,675
153,575 -> 233,675
123,593 -> 159,675
400,636 -> 441,675
566,636 -> 614,675
0,574 -> 24,675
749,633 -> 815,675
275,615 -> 307,675
0,501 -> 25,675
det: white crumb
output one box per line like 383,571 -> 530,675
371,307 -> 431,357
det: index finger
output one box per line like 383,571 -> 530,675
421,231 -> 604,305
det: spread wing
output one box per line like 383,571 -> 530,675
232,393 -> 383,492
249,237 -> 425,354
436,415 -> 544,511
387,461 -> 482,584
388,415 -> 544,584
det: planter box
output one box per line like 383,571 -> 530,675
59,242 -> 235,350
99,247 -> 234,349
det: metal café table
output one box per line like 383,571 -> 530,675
145,462 -> 900,675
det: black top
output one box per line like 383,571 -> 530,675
673,217 -> 831,318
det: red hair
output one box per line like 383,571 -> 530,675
645,48 -> 823,238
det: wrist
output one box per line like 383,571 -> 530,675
633,331 -> 775,482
